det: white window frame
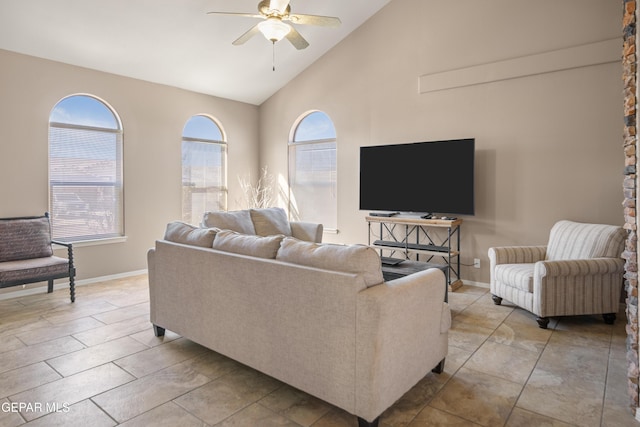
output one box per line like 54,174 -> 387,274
48,94 -> 124,244
181,114 -> 227,225
288,111 -> 338,233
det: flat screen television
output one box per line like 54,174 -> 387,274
359,138 -> 475,215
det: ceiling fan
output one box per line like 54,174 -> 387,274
207,0 -> 341,50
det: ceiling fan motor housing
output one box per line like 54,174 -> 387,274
258,0 -> 291,18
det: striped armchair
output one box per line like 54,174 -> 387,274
488,220 -> 626,328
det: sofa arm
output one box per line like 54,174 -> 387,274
535,257 -> 624,278
147,247 -> 158,325
51,240 -> 75,272
532,257 -> 625,317
355,268 -> 448,422
290,221 -> 323,243
488,246 -> 547,266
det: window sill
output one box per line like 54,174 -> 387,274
53,236 -> 128,248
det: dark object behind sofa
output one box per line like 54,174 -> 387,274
0,212 -> 76,302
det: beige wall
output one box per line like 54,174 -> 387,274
0,0 -> 624,291
0,49 -> 259,288
259,0 -> 623,283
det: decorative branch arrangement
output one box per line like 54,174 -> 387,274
238,166 -> 274,209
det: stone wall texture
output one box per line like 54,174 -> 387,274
622,0 -> 639,413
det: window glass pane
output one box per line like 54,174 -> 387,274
289,111 -> 337,230
289,141 -> 337,227
293,111 -> 336,142
183,115 -> 223,141
49,95 -> 123,241
50,95 -> 119,129
182,115 -> 226,225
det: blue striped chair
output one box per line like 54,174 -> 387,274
488,220 -> 626,328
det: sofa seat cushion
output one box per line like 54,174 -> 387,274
0,256 -> 69,283
0,216 -> 53,262
164,221 -> 218,248
202,210 -> 256,235
250,207 -> 292,237
494,263 -> 535,293
276,237 -> 384,288
213,230 -> 284,259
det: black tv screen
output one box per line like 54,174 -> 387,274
359,138 -> 475,215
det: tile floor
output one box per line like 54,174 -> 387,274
0,275 -> 637,426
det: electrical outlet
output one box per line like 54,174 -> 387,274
473,258 -> 481,268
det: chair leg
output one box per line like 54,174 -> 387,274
358,416 -> 379,427
603,313 -> 616,325
47,280 -> 54,293
432,358 -> 445,374
492,294 -> 502,305
536,317 -> 549,329
69,275 -> 76,303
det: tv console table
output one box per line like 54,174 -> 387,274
366,215 -> 462,291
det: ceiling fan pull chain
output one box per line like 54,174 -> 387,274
272,40 -> 276,71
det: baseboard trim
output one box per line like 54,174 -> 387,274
0,269 -> 148,301
461,280 -> 489,289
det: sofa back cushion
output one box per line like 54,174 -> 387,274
213,230 -> 284,259
164,222 -> 218,248
547,220 -> 626,260
276,237 -> 383,288
250,207 -> 292,237
202,210 -> 256,235
0,215 -> 53,262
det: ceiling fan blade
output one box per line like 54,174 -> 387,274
207,11 -> 263,19
269,0 -> 290,14
286,27 -> 309,50
287,14 -> 341,27
232,24 -> 262,45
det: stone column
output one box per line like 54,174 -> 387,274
622,0 -> 639,413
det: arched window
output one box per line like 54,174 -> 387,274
49,94 -> 123,241
289,111 -> 337,230
182,115 -> 227,225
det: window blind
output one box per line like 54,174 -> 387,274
288,140 -> 337,228
181,139 -> 227,225
49,122 -> 123,241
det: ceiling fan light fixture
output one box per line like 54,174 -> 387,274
258,18 -> 291,42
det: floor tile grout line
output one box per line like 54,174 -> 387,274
418,293 -> 501,426
599,320 -> 618,427
0,362 -> 63,402
500,317 -> 555,427
101,349 -> 246,424
255,400 -> 307,427
89,396 -> 123,426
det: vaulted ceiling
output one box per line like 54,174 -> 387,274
0,0 -> 390,105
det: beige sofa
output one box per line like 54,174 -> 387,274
202,207 -> 324,243
147,209 -> 450,426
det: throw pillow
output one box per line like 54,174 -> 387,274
0,215 -> 53,262
202,210 -> 256,235
250,207 -> 292,236
164,222 -> 218,248
212,229 -> 284,259
276,237 -> 383,288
